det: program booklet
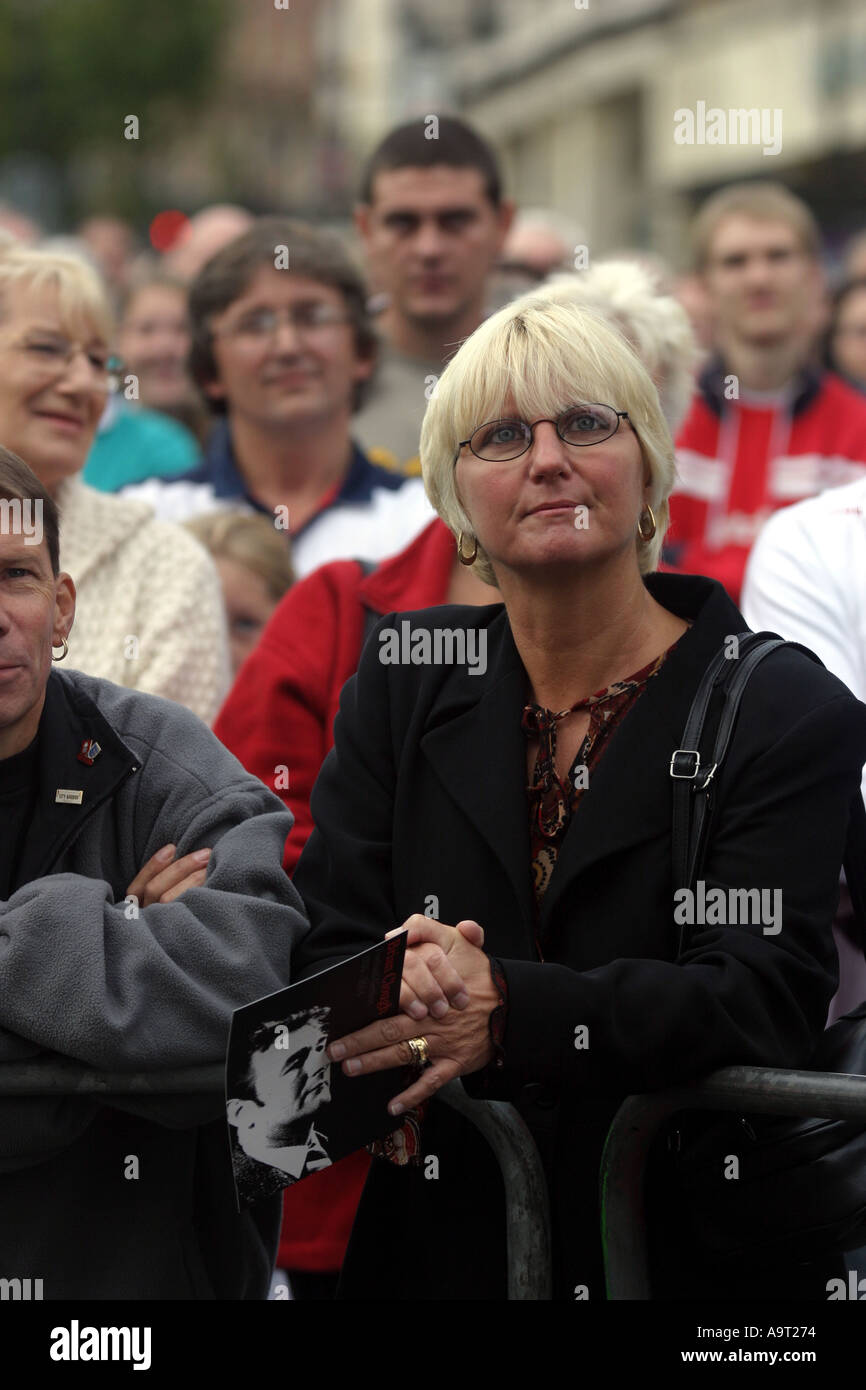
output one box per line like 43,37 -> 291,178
225,934 -> 409,1208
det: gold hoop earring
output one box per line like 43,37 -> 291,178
52,637 -> 69,662
457,532 -> 478,566
637,505 -> 656,542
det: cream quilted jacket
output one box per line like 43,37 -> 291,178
56,475 -> 230,724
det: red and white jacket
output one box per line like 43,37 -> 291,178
668,362 -> 866,602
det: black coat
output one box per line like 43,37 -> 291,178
293,573 -> 866,1300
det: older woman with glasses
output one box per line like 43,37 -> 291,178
0,245 -> 229,722
291,293 -> 866,1301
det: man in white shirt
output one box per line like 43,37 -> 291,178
743,478 -> 866,1018
742,476 -> 866,709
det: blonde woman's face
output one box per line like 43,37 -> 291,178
454,392 -> 651,582
0,284 -> 109,492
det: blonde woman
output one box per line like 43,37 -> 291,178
291,294 -> 866,1300
214,263 -> 693,1299
0,245 -> 229,722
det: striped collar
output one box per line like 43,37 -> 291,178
177,422 -> 404,537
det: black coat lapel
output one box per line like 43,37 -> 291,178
15,671 -> 140,887
420,611 -> 535,944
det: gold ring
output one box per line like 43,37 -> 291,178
407,1036 -> 431,1067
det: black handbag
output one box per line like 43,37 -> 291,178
667,631 -> 866,1265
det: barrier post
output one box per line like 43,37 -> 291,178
600,1066 -> 866,1300
441,1080 -> 552,1300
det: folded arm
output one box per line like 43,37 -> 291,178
0,785 -> 307,1071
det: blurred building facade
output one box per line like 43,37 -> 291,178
50,0 -> 866,262
149,1 -> 320,215
311,0 -> 866,267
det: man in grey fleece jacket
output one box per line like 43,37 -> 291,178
0,662 -> 308,1299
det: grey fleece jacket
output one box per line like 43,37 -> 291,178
0,668 -> 308,1299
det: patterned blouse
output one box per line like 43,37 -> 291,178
481,635 -> 686,1076
522,643 -> 679,932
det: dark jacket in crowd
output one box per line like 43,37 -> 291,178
0,668 -> 308,1299
293,571 -> 866,1300
215,520 -> 465,1275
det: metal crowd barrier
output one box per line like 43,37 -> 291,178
9,1056 -> 861,1301
440,1078 -> 552,1299
0,1061 -> 552,1301
600,1065 -> 866,1300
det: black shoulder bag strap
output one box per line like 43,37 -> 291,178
671,631 -> 866,959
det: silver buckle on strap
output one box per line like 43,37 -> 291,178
670,749 -> 701,780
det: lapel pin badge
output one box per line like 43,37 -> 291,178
55,788 -> 84,805
77,738 -> 102,766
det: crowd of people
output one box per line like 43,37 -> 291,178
2,113 -> 866,1303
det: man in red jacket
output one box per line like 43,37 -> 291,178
668,181 -> 866,601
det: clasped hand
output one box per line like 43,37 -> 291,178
123,853 -> 499,1119
125,843 -> 212,907
327,915 -> 499,1114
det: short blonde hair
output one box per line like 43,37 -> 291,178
542,261 -> 698,434
421,294 -> 677,585
0,244 -> 114,344
184,509 -> 295,602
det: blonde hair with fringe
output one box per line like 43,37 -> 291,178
421,293 -> 677,586
0,244 -> 114,344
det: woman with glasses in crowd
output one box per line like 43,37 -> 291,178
215,261 -> 698,1299
0,245 -> 229,723
292,293 -> 866,1300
